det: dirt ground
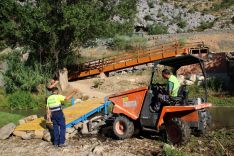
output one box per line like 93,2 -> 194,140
69,70 -> 151,99
0,128 -> 233,156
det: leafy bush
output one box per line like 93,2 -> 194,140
206,77 -> 225,92
111,35 -> 147,50
0,87 -> 8,107
178,37 -> 187,46
197,21 -> 214,31
33,94 -> 47,108
144,15 -> 153,21
212,0 -> 234,11
3,50 -> 44,93
232,16 -> 234,24
8,91 -> 37,110
147,24 -> 168,35
147,0 -> 154,8
93,79 -> 104,88
177,20 -> 187,29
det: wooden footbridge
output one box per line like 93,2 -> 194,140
68,41 -> 209,81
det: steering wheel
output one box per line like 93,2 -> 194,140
152,83 -> 167,95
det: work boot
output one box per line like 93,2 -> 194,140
59,144 -> 67,147
53,145 -> 59,148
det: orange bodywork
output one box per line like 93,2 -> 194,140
157,103 -> 212,128
108,87 -> 212,129
108,86 -> 148,120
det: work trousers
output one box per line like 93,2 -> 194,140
51,110 -> 66,145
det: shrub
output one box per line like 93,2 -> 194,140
197,21 -> 214,31
3,50 -> 44,93
8,90 -> 38,110
188,8 -> 196,14
111,35 -> 147,51
177,20 -> 187,29
147,24 -> 168,35
206,77 -> 225,92
144,15 -> 153,21
212,0 -> 234,11
147,0 -> 154,8
232,16 -> 234,24
0,87 -> 8,107
178,37 -> 187,46
93,79 -> 104,88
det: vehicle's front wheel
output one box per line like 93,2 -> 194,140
113,116 -> 134,139
164,118 -> 191,145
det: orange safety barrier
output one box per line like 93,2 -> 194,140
68,41 -> 208,80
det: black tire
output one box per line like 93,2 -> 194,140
194,110 -> 212,136
165,118 -> 191,145
113,116 -> 134,139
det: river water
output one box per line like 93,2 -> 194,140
208,106 -> 234,129
1,106 -> 233,129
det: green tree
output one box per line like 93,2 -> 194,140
147,24 -> 168,35
0,0 -> 137,71
3,49 -> 44,93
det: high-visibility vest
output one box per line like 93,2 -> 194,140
47,94 -> 65,111
168,75 -> 180,97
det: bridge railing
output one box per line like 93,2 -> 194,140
78,41 -> 205,71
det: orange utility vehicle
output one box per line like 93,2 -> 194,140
108,55 -> 212,145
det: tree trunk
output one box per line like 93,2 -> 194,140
59,68 -> 69,91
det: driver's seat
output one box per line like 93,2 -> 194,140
170,85 -> 188,105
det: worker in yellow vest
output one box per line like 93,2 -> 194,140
47,87 -> 78,147
150,69 -> 181,112
161,69 -> 180,97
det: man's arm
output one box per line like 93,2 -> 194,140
46,107 -> 51,122
47,80 -> 59,89
65,89 -> 79,100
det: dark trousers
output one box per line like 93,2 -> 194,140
51,110 -> 66,145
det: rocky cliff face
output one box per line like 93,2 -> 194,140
135,0 -> 234,33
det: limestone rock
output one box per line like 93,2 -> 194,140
92,145 -> 104,156
24,115 -> 38,123
66,127 -> 75,134
18,119 -> 26,125
21,133 -> 32,140
70,130 -> 77,138
0,123 -> 16,140
65,133 -> 70,140
13,130 -> 27,137
75,99 -> 82,103
43,131 -> 51,142
189,74 -> 197,82
81,121 -> 89,134
197,75 -> 205,81
185,80 -> 194,85
99,72 -> 107,79
74,122 -> 83,130
33,130 -> 44,139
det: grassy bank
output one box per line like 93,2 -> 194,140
0,112 -> 24,127
209,95 -> 234,106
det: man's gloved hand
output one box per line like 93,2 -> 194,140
47,113 -> 51,122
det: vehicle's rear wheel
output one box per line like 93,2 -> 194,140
113,116 -> 134,139
165,118 -> 191,145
